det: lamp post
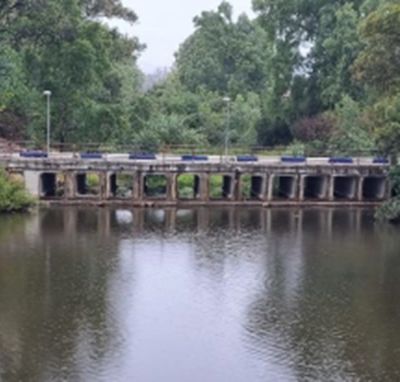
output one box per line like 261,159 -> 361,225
43,90 -> 51,153
222,96 -> 231,159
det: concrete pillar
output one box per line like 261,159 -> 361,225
24,171 -> 41,197
233,172 -> 241,201
357,176 -> 364,201
99,172 -> 107,200
132,171 -> 143,201
166,173 -> 177,202
299,175 -> 306,201
64,172 -> 75,199
267,174 -> 274,201
199,173 -> 209,201
328,175 -> 335,201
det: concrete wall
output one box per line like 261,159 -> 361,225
10,158 -> 390,205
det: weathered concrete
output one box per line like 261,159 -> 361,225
0,155 -> 391,206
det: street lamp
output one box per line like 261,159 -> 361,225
222,96 -> 231,158
43,90 -> 51,154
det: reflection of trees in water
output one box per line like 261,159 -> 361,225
245,209 -> 400,381
0,208 -> 123,381
2,207 -> 400,380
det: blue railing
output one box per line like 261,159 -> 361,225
80,152 -> 103,159
19,151 -> 48,158
329,157 -> 354,164
129,153 -> 156,160
236,155 -> 258,162
181,155 -> 208,161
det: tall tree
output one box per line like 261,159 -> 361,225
175,1 -> 271,96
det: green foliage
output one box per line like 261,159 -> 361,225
328,96 -> 374,155
209,175 -> 224,199
353,4 -> 400,94
375,166 -> 400,223
284,141 -> 306,157
0,171 -> 35,213
177,174 -> 197,198
0,0 -> 143,144
369,95 -> 400,155
375,198 -> 400,223
86,173 -> 100,194
176,3 -> 271,95
145,175 -> 167,197
1,0 -> 399,154
352,3 -> 400,154
389,166 -> 400,196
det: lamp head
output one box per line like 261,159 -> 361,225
43,90 -> 52,96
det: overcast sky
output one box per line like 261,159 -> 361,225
115,0 -> 254,73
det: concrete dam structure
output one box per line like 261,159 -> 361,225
0,153 -> 391,206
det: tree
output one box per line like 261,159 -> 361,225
353,4 -> 400,95
0,0 -> 143,145
352,4 -> 400,154
175,2 -> 271,96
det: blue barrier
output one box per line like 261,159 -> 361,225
129,153 -> 156,160
181,155 -> 208,161
329,157 -> 353,164
80,152 -> 103,159
281,156 -> 306,163
19,151 -> 48,158
236,155 -> 258,162
373,157 -> 389,164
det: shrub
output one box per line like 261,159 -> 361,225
375,198 -> 400,224
375,166 -> 400,223
0,170 -> 34,212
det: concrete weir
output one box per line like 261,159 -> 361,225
1,154 -> 391,207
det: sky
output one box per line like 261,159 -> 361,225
115,0 -> 254,73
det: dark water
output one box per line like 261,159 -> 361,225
0,207 -> 400,382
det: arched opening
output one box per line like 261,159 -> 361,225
144,175 -> 167,199
76,172 -> 100,196
209,174 -> 233,200
273,176 -> 297,200
304,176 -> 328,200
333,176 -> 357,200
362,177 -> 386,200
40,173 -> 64,198
177,174 -> 200,200
240,174 -> 264,200
109,173 -> 134,198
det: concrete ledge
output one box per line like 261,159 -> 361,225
38,199 -> 383,208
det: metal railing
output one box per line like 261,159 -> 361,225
0,140 -> 395,167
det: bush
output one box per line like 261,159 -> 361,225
389,166 -> 400,196
375,166 -> 400,223
0,170 -> 34,212
375,198 -> 400,223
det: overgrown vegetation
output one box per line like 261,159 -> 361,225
376,166 -> 400,223
0,171 -> 34,213
1,0 -> 400,216
0,0 -> 399,156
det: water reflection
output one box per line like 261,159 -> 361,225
0,207 -> 399,381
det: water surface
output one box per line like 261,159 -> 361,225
0,207 -> 400,381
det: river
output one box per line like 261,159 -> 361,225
0,207 -> 399,381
